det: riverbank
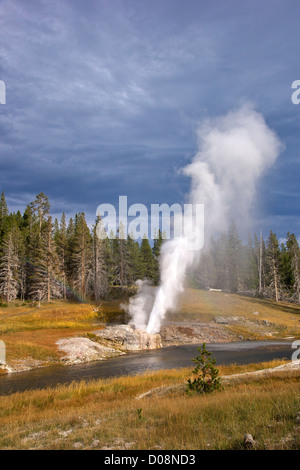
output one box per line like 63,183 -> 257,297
0,297 -> 127,374
0,360 -> 299,450
0,341 -> 294,396
0,288 -> 299,375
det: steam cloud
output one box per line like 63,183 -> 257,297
126,105 -> 283,334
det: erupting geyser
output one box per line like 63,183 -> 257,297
125,105 -> 282,334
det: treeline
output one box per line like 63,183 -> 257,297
0,191 -> 299,305
196,221 -> 300,304
0,191 -> 163,304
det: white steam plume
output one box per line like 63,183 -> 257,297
126,105 -> 283,334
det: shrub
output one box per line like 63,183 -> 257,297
186,343 -> 221,394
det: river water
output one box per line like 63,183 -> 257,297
0,340 -> 294,395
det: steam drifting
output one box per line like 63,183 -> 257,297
126,106 -> 282,334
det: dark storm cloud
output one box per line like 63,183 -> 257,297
0,0 -> 300,237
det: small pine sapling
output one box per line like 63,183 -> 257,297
187,343 -> 221,394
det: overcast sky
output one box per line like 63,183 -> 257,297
0,0 -> 299,240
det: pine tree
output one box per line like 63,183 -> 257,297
65,217 -> 75,285
23,204 -> 38,300
18,234 -> 27,302
54,213 -> 68,299
127,234 -> 143,284
242,234 -> 259,292
285,233 -> 300,303
30,192 -> 50,233
28,217 -> 62,305
7,219 -> 26,300
0,190 -> 8,224
28,233 -> 48,306
0,229 -> 20,302
140,235 -> 155,281
186,343 -> 221,394
266,230 -> 280,302
279,241 -> 293,294
226,221 -> 242,293
254,233 -> 264,295
0,190 -> 9,243
114,223 -> 129,289
101,234 -> 116,287
45,217 -> 62,302
152,229 -> 164,285
71,213 -> 91,299
89,217 -> 108,299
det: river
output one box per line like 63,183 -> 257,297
0,340 -> 294,395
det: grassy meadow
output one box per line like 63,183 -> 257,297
174,288 -> 300,339
0,289 -> 299,449
0,362 -> 299,450
0,296 -> 127,370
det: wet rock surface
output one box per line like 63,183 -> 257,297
0,359 -> 47,374
56,325 -> 162,365
56,337 -> 124,365
94,324 -> 162,351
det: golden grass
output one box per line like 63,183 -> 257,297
1,291 -> 299,450
0,301 -> 97,334
174,288 -> 300,338
0,299 -> 124,364
0,362 -> 299,450
0,289 -> 300,367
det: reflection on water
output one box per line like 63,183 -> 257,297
0,340 -> 293,396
